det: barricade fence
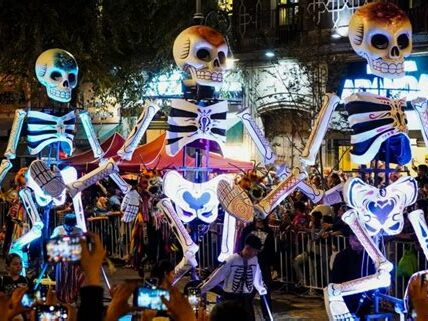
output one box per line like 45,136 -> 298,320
0,203 -> 426,300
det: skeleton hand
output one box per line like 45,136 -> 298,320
29,160 -> 65,199
217,180 -> 254,222
121,190 -> 141,223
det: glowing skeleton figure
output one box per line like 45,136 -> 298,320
0,49 -> 152,263
217,3 -> 428,320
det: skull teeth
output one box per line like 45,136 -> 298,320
371,59 -> 403,75
195,70 -> 223,82
48,87 -> 71,101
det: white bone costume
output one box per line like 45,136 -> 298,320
200,253 -> 267,296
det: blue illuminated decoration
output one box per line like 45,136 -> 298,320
337,57 -> 428,100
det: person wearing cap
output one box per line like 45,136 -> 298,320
199,234 -> 267,321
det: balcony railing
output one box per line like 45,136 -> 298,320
231,0 -> 428,53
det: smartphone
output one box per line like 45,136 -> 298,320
35,305 -> 68,321
133,286 -> 170,311
46,235 -> 83,263
21,292 -> 36,308
187,287 -> 201,310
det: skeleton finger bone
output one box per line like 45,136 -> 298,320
121,190 -> 141,223
255,168 -> 307,219
4,109 -> 26,159
301,94 -> 340,166
66,158 -> 117,198
117,104 -> 160,160
28,160 -> 66,199
236,109 -> 276,164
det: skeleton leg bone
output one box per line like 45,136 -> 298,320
405,210 -> 428,314
10,188 -> 44,268
157,198 -> 199,284
60,166 -> 87,232
117,104 -> 160,160
301,94 -> 340,166
324,209 -> 393,321
236,109 -> 276,164
255,168 -> 307,219
218,211 -> 236,262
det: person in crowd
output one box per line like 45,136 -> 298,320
149,260 -> 175,290
331,232 -> 375,318
199,234 -> 267,321
413,163 -> 428,188
50,213 -> 84,304
0,254 -> 31,295
108,187 -> 123,211
240,217 -> 275,321
293,210 -> 322,288
209,300 -> 250,321
0,254 -> 32,321
327,172 -> 342,189
290,201 -> 309,231
408,273 -> 428,321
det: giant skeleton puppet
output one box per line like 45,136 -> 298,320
150,25 -> 298,283
0,49 -> 150,264
218,2 -> 428,320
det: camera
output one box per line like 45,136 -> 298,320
187,287 -> 201,310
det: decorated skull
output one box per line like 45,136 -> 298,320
173,25 -> 228,87
348,2 -> 412,79
35,49 -> 78,103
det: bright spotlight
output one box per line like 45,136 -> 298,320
265,51 -> 275,58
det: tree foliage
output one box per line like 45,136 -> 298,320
0,0 -> 217,108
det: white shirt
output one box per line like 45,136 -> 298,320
200,253 -> 267,295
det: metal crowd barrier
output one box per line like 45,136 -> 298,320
1,204 -> 428,300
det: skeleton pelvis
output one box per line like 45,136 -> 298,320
163,170 -> 232,224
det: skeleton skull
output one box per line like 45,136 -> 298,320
348,2 -> 412,79
173,25 -> 228,87
139,169 -> 163,197
35,49 -> 78,103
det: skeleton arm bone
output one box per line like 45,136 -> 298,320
117,103 -> 160,160
218,212 -> 236,262
408,210 -> 428,260
301,94 -> 340,166
199,260 -> 231,294
236,109 -> 276,165
0,110 -> 27,186
79,111 -> 104,159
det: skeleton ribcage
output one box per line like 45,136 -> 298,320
345,92 -> 410,165
27,110 -> 76,155
231,264 -> 255,293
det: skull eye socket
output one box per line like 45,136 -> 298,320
50,71 -> 62,81
371,34 -> 389,50
397,34 -> 410,49
218,51 -> 226,64
68,73 -> 76,85
196,48 -> 211,61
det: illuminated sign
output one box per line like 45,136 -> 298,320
337,57 -> 428,101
